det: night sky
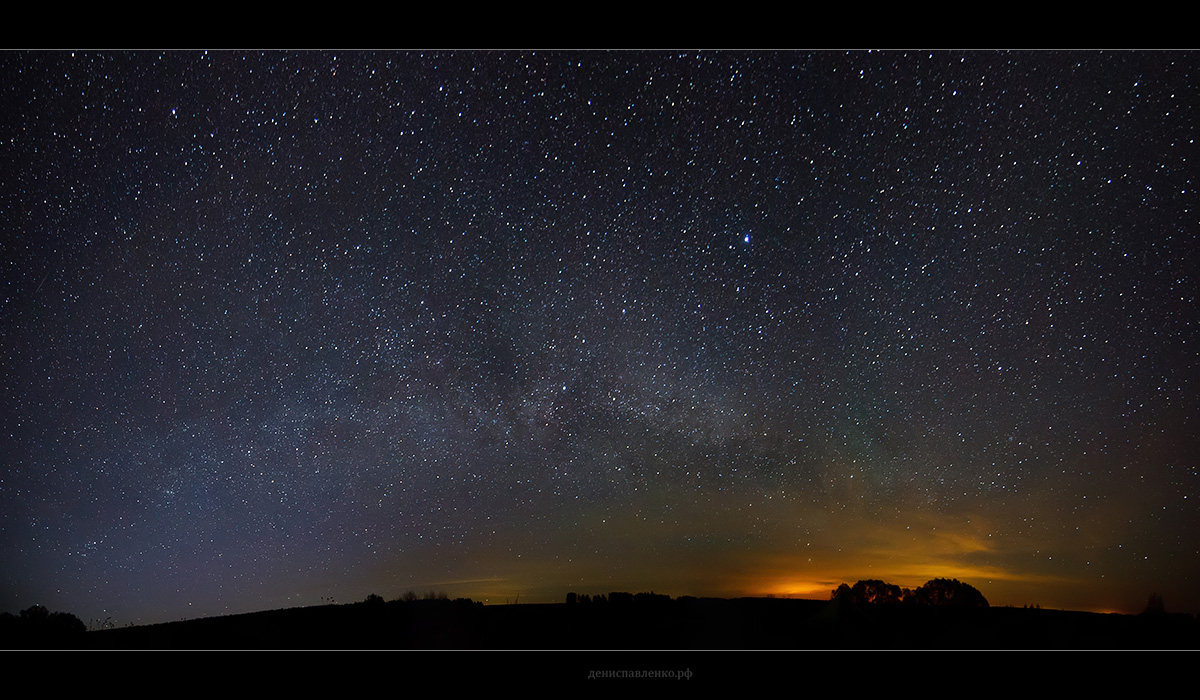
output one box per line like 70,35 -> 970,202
2,51 -> 1196,626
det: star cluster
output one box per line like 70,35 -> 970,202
1,51 -> 1196,623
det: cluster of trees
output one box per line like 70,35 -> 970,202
396,591 -> 450,602
360,591 -> 466,605
832,578 -> 989,607
565,591 -> 670,606
0,605 -> 87,647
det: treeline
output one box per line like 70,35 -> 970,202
565,591 -> 671,606
832,578 -> 989,607
366,591 -> 462,604
0,605 -> 87,648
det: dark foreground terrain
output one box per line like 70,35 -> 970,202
24,596 -> 1198,650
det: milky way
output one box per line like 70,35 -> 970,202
1,51 -> 1196,625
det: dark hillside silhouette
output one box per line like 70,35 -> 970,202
14,580 -> 1196,649
71,585 -> 1200,650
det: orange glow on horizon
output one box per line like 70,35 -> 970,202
758,579 -> 834,600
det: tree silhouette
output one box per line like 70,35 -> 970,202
912,578 -> 989,607
2,605 -> 86,648
831,580 -> 904,605
850,579 -> 904,605
832,578 -> 989,607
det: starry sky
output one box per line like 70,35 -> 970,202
2,50 -> 1196,626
